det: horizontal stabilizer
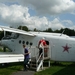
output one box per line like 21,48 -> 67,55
0,52 -> 24,63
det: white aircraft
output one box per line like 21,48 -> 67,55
0,26 -> 75,64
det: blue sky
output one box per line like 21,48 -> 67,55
0,0 -> 75,30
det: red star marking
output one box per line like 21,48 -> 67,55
62,44 -> 71,53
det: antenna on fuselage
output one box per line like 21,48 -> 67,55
60,29 -> 65,36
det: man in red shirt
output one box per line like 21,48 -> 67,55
39,38 -> 46,47
38,38 -> 47,56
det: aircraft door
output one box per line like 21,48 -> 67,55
44,40 -> 51,58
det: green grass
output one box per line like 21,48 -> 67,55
0,62 -> 23,75
0,61 -> 75,75
0,48 -> 3,52
35,62 -> 75,75
0,47 -> 10,52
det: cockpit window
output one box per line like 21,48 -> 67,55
2,33 -> 19,39
11,33 -> 19,39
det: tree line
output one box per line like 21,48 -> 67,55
0,26 -> 75,40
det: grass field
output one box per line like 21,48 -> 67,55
0,61 -> 75,75
35,62 -> 75,75
0,47 -> 10,52
0,62 -> 23,75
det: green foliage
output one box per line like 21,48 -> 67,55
18,26 -> 29,31
35,62 -> 75,75
0,61 -> 75,75
0,48 -> 3,52
0,47 -> 11,52
43,28 -> 53,32
0,62 -> 23,75
64,28 -> 75,36
34,28 -> 39,31
44,28 -> 75,36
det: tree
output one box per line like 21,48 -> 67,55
34,28 -> 37,31
33,28 -> 40,31
43,28 -> 53,32
18,26 -> 29,31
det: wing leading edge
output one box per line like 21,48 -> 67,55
0,26 -> 36,36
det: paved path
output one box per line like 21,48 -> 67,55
11,70 -> 35,75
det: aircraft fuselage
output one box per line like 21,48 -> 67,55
1,32 -> 75,62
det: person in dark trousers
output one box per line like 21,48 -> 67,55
23,44 -> 30,71
38,38 -> 47,56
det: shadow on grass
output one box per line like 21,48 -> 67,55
35,62 -> 75,75
52,62 -> 75,75
0,62 -> 23,70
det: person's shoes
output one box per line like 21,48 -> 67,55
25,69 -> 28,71
22,68 -> 27,71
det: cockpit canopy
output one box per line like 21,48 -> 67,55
2,33 -> 19,39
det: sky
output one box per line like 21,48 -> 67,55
0,0 -> 75,31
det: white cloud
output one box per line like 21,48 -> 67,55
70,26 -> 75,30
16,0 -> 75,15
63,20 -> 73,25
50,18 -> 65,30
27,17 -> 65,30
0,3 -> 30,27
0,0 -> 75,30
0,0 -> 75,15
0,3 -> 65,30
28,16 -> 48,30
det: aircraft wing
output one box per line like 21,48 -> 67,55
0,52 -> 24,63
0,26 -> 35,36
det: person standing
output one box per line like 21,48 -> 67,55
23,44 -> 30,71
38,38 -> 47,56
